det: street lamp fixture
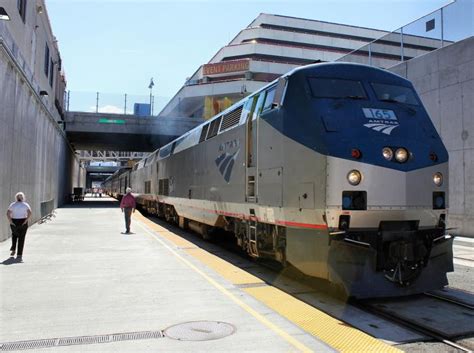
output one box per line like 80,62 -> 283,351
0,7 -> 11,21
148,77 -> 155,115
39,90 -> 48,96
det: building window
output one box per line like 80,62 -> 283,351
44,43 -> 49,77
17,0 -> 27,23
49,59 -> 54,87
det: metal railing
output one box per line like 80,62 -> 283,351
76,150 -> 149,162
336,0 -> 473,68
38,199 -> 56,224
66,91 -> 171,116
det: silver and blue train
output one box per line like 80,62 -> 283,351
104,63 -> 453,298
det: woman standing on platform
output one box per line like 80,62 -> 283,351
6,192 -> 32,261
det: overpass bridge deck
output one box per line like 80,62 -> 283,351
65,112 -> 203,152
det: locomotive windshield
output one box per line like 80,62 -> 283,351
371,82 -> 420,106
308,78 -> 367,99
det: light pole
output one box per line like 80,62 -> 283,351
148,77 -> 154,116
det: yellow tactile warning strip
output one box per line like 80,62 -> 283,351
135,214 -> 401,353
245,286 -> 400,353
159,231 -> 197,248
185,248 -> 265,285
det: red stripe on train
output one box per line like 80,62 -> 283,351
196,206 -> 327,230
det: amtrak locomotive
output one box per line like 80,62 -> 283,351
104,63 -> 453,298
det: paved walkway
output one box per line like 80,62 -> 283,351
453,236 -> 474,267
0,198 -> 334,352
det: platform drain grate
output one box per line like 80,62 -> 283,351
164,321 -> 235,341
0,339 -> 57,351
0,330 -> 163,351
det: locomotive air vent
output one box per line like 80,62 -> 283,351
199,124 -> 209,143
220,106 -> 243,131
206,117 -> 222,140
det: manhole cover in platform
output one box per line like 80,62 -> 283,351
164,321 -> 235,341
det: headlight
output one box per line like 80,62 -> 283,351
382,147 -> 393,161
433,172 -> 443,186
395,148 -> 409,163
347,170 -> 362,186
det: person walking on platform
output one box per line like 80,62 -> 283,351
6,192 -> 32,261
120,188 -> 136,234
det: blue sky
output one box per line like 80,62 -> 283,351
46,0 -> 451,113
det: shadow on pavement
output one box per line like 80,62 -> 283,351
1,257 -> 23,265
144,214 -> 335,296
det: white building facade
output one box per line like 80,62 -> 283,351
159,13 -> 441,120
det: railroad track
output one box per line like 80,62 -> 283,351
354,294 -> 474,352
424,291 -> 474,310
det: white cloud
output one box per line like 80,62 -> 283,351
88,105 -> 124,114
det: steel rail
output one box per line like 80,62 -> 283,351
353,299 -> 473,353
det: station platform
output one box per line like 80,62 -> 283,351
0,197 -> 400,352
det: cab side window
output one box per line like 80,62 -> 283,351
262,87 -> 277,112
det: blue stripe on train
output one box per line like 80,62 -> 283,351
260,64 -> 448,172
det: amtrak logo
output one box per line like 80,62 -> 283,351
215,149 -> 240,183
362,108 -> 399,135
363,121 -> 399,135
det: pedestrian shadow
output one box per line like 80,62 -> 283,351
1,257 -> 23,265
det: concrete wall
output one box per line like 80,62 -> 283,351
0,46 -> 85,242
0,1 -> 84,242
390,36 -> 474,236
0,0 -> 65,116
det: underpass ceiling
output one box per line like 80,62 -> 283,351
66,132 -> 178,152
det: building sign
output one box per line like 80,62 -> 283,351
98,118 -> 126,124
203,60 -> 249,76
